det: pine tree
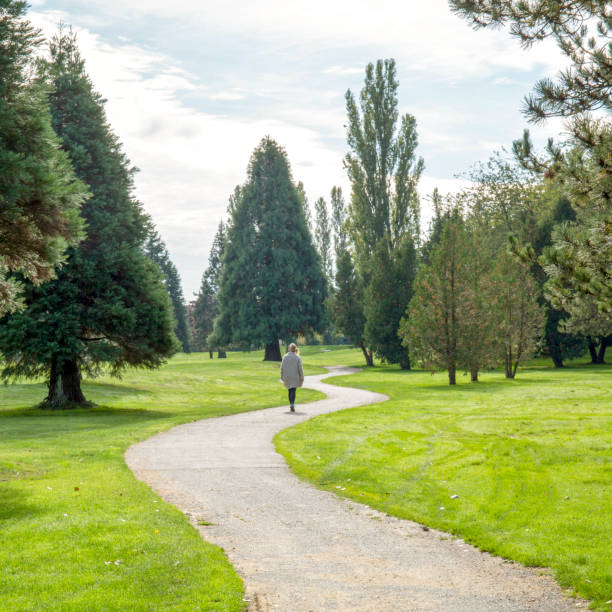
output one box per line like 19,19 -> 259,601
0,2 -> 88,315
211,138 -> 326,361
0,29 -> 177,406
193,220 -> 227,356
144,229 -> 190,353
449,1 -> 611,122
401,209 -> 468,385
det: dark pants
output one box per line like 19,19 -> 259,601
288,387 -> 296,406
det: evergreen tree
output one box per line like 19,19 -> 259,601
193,220 -> 227,356
0,30 -> 177,406
450,1 -> 611,122
0,2 -> 88,315
314,196 -> 332,282
211,138 -> 326,361
144,229 -> 190,353
401,209 -> 468,385
330,186 -> 348,260
296,181 -> 312,230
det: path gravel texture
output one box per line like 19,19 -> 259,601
125,367 -> 582,612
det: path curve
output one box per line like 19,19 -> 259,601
126,367 -> 581,611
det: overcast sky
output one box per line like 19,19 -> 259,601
28,0 -> 568,298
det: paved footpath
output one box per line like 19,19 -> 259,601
125,367 -> 583,612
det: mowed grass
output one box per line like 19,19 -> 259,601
275,359 -> 612,609
0,347 -> 346,611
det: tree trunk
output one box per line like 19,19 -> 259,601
217,350 -> 227,358
551,354 -> 564,368
209,350 -> 214,359
45,356 -> 63,406
596,336 -> 608,364
360,344 -> 373,366
511,359 -> 519,379
470,365 -> 478,382
588,339 -> 597,364
399,354 -> 411,370
264,341 -> 282,362
448,364 -> 456,385
43,357 -> 88,408
61,359 -> 87,404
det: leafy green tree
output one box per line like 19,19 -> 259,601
0,29 -> 177,407
329,186 -> 371,364
364,237 -> 416,369
332,248 -> 371,364
493,252 -> 546,378
345,59 -> 424,261
211,137 -> 326,361
344,59 -> 424,366
144,229 -> 190,353
0,1 -> 87,315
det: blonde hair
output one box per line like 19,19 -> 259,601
288,343 -> 297,353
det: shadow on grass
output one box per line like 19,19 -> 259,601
0,485 -> 42,522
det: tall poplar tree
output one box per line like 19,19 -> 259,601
0,1 -> 87,315
344,59 -> 423,366
211,137 -> 326,361
144,229 -> 190,353
0,30 -> 177,406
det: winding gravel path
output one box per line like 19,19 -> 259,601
125,367 -> 582,611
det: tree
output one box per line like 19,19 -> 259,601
449,1 -> 611,122
0,1 -> 87,315
192,220 -> 227,357
329,186 -> 371,364
332,248 -> 371,365
400,208 -> 468,385
451,2 -> 611,316
211,137 -> 326,361
0,29 -> 177,407
493,252 -> 546,378
344,59 -> 424,366
144,229 -> 190,353
345,59 -> 424,261
364,237 -> 416,369
314,197 -> 332,282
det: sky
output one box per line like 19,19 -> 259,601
27,0 -> 569,299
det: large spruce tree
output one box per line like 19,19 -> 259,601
211,137 -> 326,361
144,229 -> 190,353
0,30 -> 177,406
0,2 -> 88,315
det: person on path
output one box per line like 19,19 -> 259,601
280,342 -> 304,413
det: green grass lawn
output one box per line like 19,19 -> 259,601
275,359 -> 612,610
0,347 -> 350,611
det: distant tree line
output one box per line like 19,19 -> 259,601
193,43 -> 609,381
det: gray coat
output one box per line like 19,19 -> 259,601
280,352 -> 304,389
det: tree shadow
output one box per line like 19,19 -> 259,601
0,485 -> 43,523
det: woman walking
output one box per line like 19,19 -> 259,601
280,343 -> 304,413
